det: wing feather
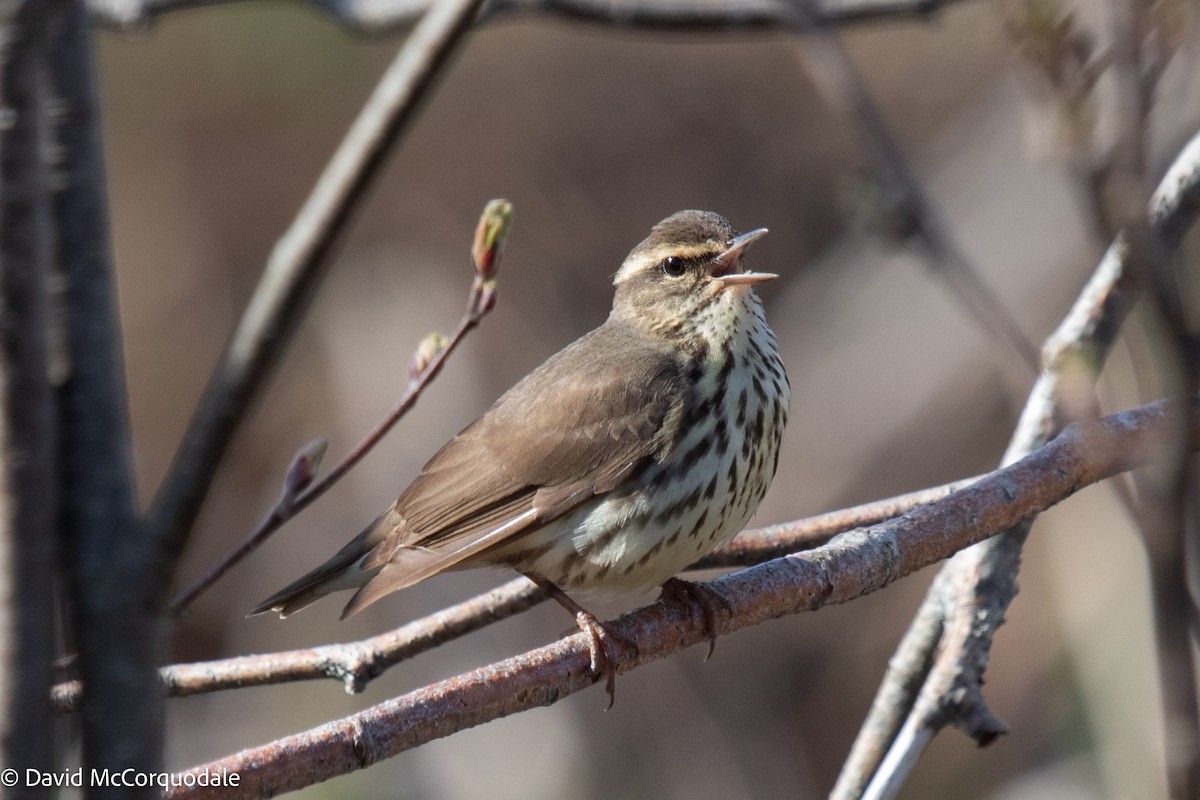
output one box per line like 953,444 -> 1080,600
357,322 -> 686,584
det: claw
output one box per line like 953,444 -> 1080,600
573,610 -> 633,709
660,577 -> 730,660
526,573 -> 637,708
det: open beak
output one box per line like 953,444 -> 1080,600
710,227 -> 775,286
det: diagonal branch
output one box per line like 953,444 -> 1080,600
835,127 -> 1200,800
144,0 -> 487,608
168,397 -> 1198,800
792,0 -> 1039,375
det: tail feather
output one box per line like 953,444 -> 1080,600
248,519 -> 386,618
247,554 -> 373,617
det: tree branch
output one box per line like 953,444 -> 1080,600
45,0 -> 155,785
168,397 -> 1199,800
143,0 -> 487,609
0,0 -> 62,780
836,127 -> 1200,799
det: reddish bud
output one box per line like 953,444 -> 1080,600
472,199 -> 514,281
281,438 -> 327,509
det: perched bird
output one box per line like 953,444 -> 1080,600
252,210 -> 789,697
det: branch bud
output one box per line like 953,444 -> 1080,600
281,438 -> 328,510
409,332 -> 448,383
472,199 -> 514,281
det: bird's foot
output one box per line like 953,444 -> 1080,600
572,609 -> 638,710
525,572 -> 637,708
659,577 -> 730,660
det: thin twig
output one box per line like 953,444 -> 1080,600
172,268 -> 500,614
791,0 -> 1040,375
168,397 -> 1199,800
143,0 -> 487,610
55,577 -> 547,712
87,0 -> 973,34
58,474 -> 980,710
836,128 -> 1200,799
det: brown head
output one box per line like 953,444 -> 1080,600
610,210 -> 774,343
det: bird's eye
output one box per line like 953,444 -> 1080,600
661,256 -> 687,278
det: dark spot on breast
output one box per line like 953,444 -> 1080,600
703,475 -> 718,500
685,393 -> 716,427
654,485 -> 702,525
714,417 -> 730,456
689,509 -> 708,539
577,525 -> 623,557
636,536 -> 666,569
736,388 -> 748,426
666,526 -> 683,547
679,435 -> 714,472
719,343 -> 735,384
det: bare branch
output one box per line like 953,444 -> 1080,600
144,0 -> 487,609
87,0 -> 975,35
54,577 -> 547,713
836,127 -> 1200,800
44,0 -> 157,781
167,398 -> 1198,800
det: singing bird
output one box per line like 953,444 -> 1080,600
252,210 -> 789,696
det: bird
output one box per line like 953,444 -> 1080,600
251,210 -> 790,700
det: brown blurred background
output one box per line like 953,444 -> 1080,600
95,2 -> 1199,798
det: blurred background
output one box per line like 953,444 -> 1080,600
95,1 -> 1199,797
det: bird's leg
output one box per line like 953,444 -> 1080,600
524,573 -> 636,708
659,577 -> 731,661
